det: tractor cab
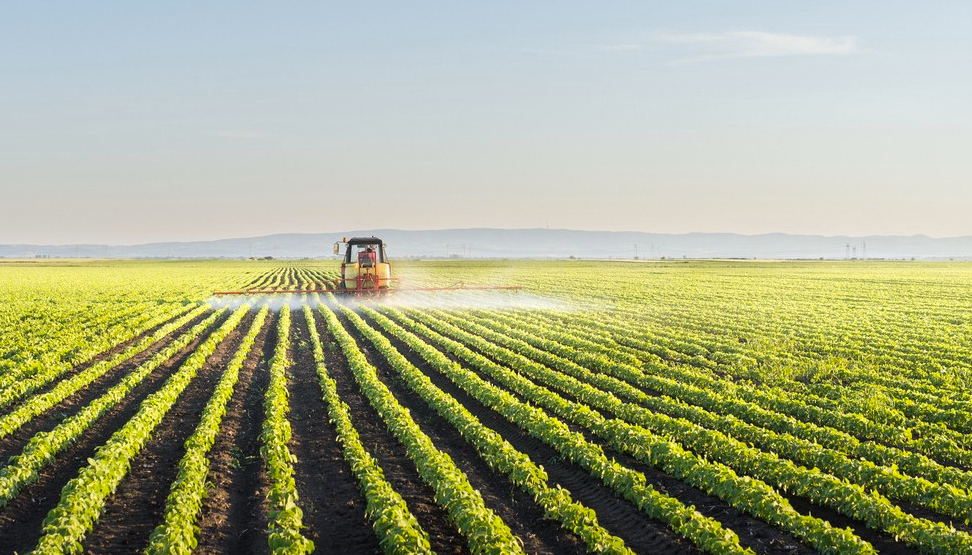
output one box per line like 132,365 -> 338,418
334,237 -> 393,291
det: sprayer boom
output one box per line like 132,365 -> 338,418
214,236 -> 522,297
213,285 -> 522,296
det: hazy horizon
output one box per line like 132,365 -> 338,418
3,2 -> 970,244
6,226 -> 972,249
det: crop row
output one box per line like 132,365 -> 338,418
319,295 -> 525,555
468,308 -> 972,519
404,307 -> 972,555
302,303 -> 434,555
368,305 -> 755,555
145,305 -> 269,554
260,304 -> 315,553
0,301 -> 195,410
514,307 -> 972,487
28,305 -> 248,555
0,309 -> 226,508
0,304 -> 211,441
344,303 -> 636,554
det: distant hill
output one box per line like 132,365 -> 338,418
3,229 -> 972,260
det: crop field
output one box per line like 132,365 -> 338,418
1,259 -> 971,555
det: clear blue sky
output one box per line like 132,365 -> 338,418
2,1 -> 970,244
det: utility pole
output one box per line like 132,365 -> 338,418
863,242 -> 867,260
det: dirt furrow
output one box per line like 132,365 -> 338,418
341,309 -> 587,555
532,380 -> 816,555
313,308 -> 470,555
288,309 -> 379,555
364,309 -> 703,555
194,313 -> 275,554
0,312 -> 228,555
0,310 -> 212,459
0,306 -> 198,420
81,310 -> 256,554
445,312 -> 924,555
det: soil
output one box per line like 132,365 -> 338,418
194,312 -> 275,554
82,311 -> 257,554
311,307 -> 471,555
361,308 -> 705,555
0,310 -> 228,555
287,309 -> 380,555
338,308 -> 587,555
0,309 -> 212,458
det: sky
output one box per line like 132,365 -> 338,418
2,1 -> 970,244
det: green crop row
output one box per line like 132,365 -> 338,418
0,301 -> 192,409
260,303 -> 315,554
302,304 -> 433,555
413,308 -> 972,555
351,304 -> 635,555
466,309 -> 972,522
145,305 -> 269,554
0,309 -> 226,509
27,305 -> 248,555
375,305 -> 755,555
402,308 -> 873,555
508,307 -> 972,494
319,297 -> 525,555
0,304 -> 210,441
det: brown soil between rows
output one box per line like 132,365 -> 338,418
474,344 -> 819,554
194,312 -> 275,554
0,309 -> 213,459
289,308 -> 380,555
461,310 -> 931,555
611,377 -> 972,545
0,311 -> 229,555
614,332 -> 972,472
336,307 -> 587,555
311,306 -> 471,555
82,310 -> 257,554
0,304 -> 200,420
364,307 -> 705,555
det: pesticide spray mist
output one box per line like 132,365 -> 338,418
361,290 -> 574,311
207,290 -> 574,313
206,294 -> 324,312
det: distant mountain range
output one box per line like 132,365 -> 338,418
3,229 -> 972,260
